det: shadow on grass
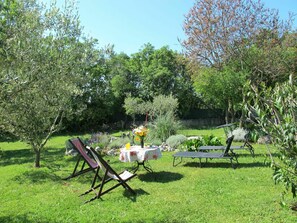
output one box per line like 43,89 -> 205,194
235,153 -> 279,158
137,171 -> 183,183
0,215 -> 59,223
80,188 -> 149,203
123,188 -> 150,202
13,169 -> 62,184
0,146 -> 66,167
183,161 -> 267,169
0,149 -> 34,166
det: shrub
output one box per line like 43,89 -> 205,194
89,132 -> 111,150
181,137 -> 204,151
147,138 -> 163,146
249,129 -> 262,143
166,134 -> 187,150
147,111 -> 181,142
107,137 -> 130,150
181,135 -> 223,152
202,134 -> 223,146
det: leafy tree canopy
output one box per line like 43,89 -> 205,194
0,0 -> 99,167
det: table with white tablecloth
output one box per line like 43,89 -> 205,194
119,145 -> 162,172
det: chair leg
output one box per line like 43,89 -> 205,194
143,161 -> 153,172
230,157 -> 238,169
91,167 -> 101,188
173,157 -> 182,167
84,175 -> 136,204
120,179 -> 136,195
248,143 -> 255,157
80,177 -> 113,196
230,158 -> 234,169
62,158 -> 83,180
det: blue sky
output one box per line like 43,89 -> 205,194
42,0 -> 297,55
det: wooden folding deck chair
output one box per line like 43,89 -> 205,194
63,138 -> 100,182
173,135 -> 238,168
80,144 -> 137,203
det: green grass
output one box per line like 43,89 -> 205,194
177,128 -> 226,138
0,130 -> 296,223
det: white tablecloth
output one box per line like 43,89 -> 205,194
119,146 -> 162,163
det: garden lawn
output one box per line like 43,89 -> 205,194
0,131 -> 296,223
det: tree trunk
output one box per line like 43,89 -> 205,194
34,149 -> 41,168
239,108 -> 245,128
225,108 -> 229,124
227,99 -> 234,123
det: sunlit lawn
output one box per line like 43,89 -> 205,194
0,129 -> 296,223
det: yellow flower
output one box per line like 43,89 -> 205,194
133,125 -> 148,137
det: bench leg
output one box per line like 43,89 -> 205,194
173,157 -> 183,167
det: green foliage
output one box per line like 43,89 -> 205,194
70,46 -> 116,131
110,53 -> 137,99
147,137 -> 162,146
0,0 -> 98,167
129,44 -> 197,114
107,137 -> 130,150
124,94 -> 179,122
191,65 -> 247,122
150,94 -> 179,118
123,96 -> 144,123
249,129 -> 261,143
245,77 -> 297,198
166,134 -> 187,150
88,133 -> 111,150
147,111 -> 181,142
181,135 -> 223,152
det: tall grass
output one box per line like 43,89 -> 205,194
0,130 -> 296,223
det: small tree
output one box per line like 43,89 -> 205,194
150,94 -> 179,120
147,111 -> 181,142
124,94 -> 179,122
0,0 -> 98,167
123,96 -> 144,124
124,94 -> 180,142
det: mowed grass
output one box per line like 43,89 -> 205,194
0,130 -> 296,223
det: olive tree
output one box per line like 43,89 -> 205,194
245,76 -> 297,200
0,0 -> 98,167
124,94 -> 180,142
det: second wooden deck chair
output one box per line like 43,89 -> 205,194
80,143 -> 137,203
63,138 -> 100,184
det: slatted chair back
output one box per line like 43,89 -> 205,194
69,138 -> 98,169
223,135 -> 234,156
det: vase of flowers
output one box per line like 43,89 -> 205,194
133,125 -> 148,148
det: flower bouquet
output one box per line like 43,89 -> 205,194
133,125 -> 148,148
